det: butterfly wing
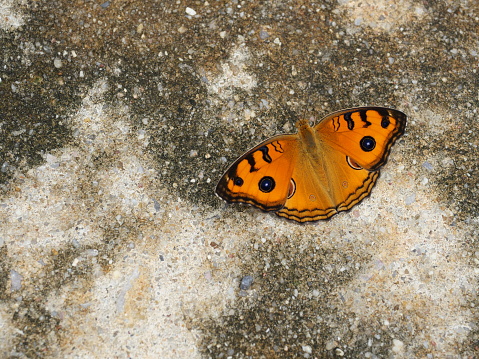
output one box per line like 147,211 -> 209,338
276,143 -> 379,222
215,134 -> 300,212
276,107 -> 406,222
313,107 -> 407,171
216,107 -> 406,223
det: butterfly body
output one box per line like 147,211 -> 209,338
216,107 -> 406,223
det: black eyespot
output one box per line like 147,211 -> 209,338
234,177 -> 244,186
259,176 -> 275,193
381,117 -> 390,128
360,136 -> 376,152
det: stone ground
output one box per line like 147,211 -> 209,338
1,0 -> 478,358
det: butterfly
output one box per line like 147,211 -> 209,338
215,107 -> 407,223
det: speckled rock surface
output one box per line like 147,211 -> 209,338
1,0 -> 478,358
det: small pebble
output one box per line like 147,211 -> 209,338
259,30 -> 269,39
153,199 -> 161,211
54,58 -> 62,68
335,348 -> 345,356
85,249 -> 98,257
422,161 -> 433,170
405,193 -> 416,205
10,270 -> 23,291
302,345 -> 312,354
392,339 -> 404,353
240,275 -> 253,290
185,7 -> 196,16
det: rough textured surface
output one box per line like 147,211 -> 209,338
1,0 -> 478,358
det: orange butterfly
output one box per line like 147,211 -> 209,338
216,107 -> 407,222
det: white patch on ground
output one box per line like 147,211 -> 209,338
206,44 -> 257,99
203,44 -> 260,128
347,194 -> 473,355
0,307 -> 15,356
0,0 -> 27,31
1,81 -> 136,277
336,0 -> 427,33
45,212 -> 240,358
0,80 -> 241,357
319,152 -> 476,355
